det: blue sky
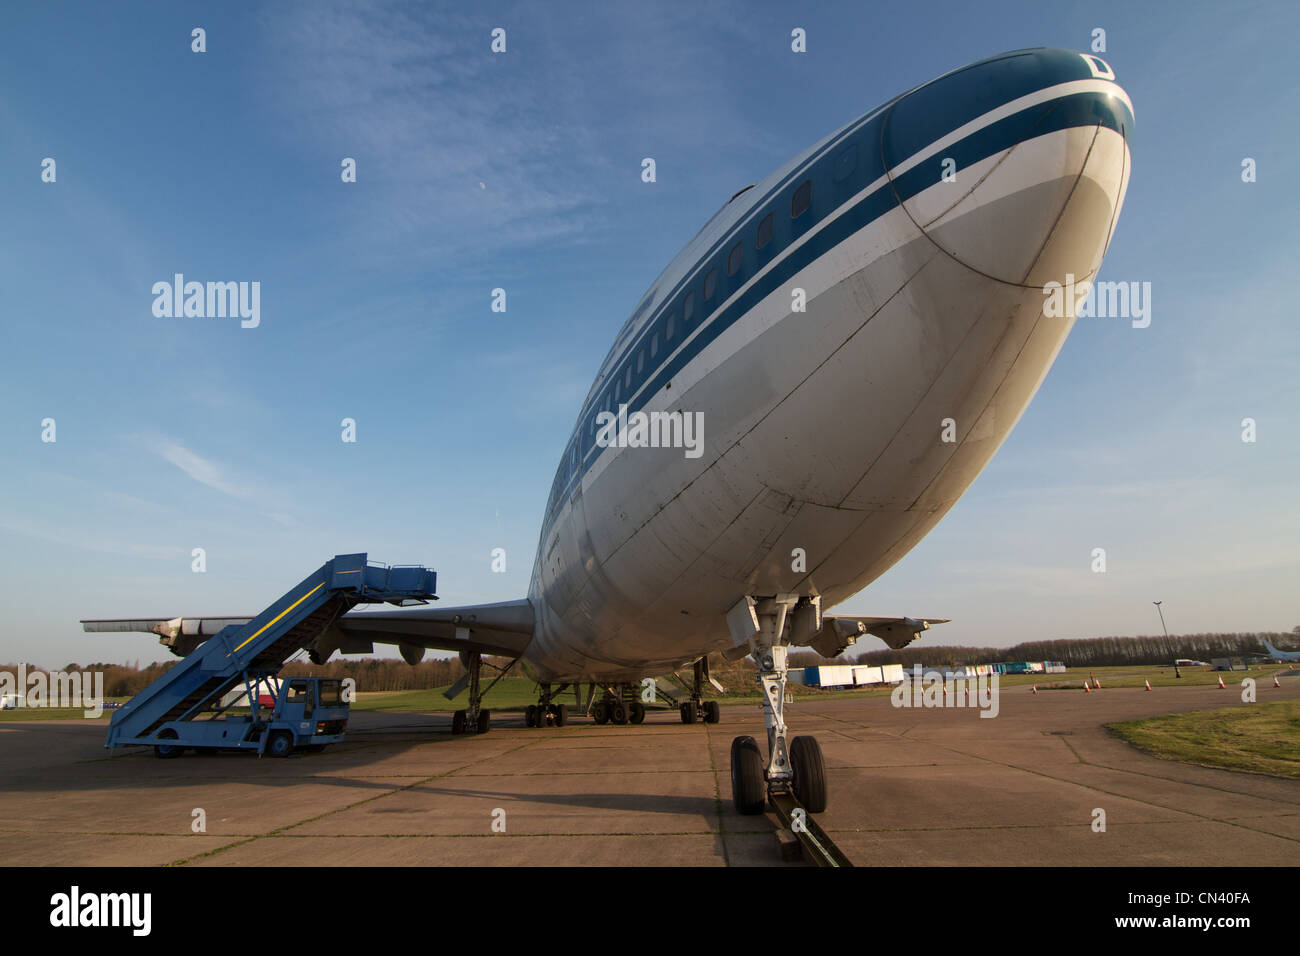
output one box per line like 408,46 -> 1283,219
2,1 -> 1297,668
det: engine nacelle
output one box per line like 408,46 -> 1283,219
400,642 -> 426,666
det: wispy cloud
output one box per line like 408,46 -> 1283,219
154,440 -> 250,501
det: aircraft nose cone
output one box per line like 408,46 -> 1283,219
882,50 -> 1134,287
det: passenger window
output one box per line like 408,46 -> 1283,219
704,268 -> 717,301
727,241 -> 743,277
624,365 -> 632,388
683,292 -> 695,324
650,330 -> 659,359
636,350 -> 645,374
791,179 -> 812,218
666,311 -> 676,340
756,211 -> 773,250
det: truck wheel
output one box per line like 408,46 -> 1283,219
154,730 -> 183,760
267,731 -> 294,758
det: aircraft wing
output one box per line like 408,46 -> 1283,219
810,614 -> 949,657
81,599 -> 535,663
331,600 -> 535,661
82,616 -> 254,657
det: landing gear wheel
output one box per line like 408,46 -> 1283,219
592,700 -> 610,725
525,704 -> 538,728
680,701 -> 697,724
554,704 -> 568,727
267,731 -> 293,758
477,709 -> 491,735
610,701 -> 628,725
154,729 -> 182,760
451,710 -> 467,735
730,735 -> 765,815
629,701 -> 646,724
790,735 -> 827,813
703,701 -> 720,724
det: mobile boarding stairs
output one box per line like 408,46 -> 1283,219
105,553 -> 437,755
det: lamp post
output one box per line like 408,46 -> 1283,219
1155,601 -> 1177,678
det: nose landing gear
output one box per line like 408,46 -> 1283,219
727,594 -> 829,815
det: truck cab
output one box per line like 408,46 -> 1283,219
260,677 -> 350,757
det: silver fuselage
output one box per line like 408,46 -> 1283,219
521,49 -> 1134,682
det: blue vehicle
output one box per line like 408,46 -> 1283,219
150,675 -> 349,759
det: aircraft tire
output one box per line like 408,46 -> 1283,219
790,735 -> 827,813
610,701 -> 628,725
555,703 -> 568,726
451,710 -> 467,735
704,701 -> 720,723
477,709 -> 491,735
730,735 -> 765,815
592,700 -> 610,724
629,701 -> 645,724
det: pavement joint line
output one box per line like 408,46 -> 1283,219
166,735 -> 555,866
703,722 -> 736,866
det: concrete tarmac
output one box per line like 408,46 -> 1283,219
0,680 -> 1295,866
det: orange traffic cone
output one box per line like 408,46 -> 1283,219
1217,675 -> 1226,689
1083,681 -> 1091,693
1144,680 -> 1152,691
1274,675 -> 1281,688
1032,685 -> 1038,694
1094,678 -> 1102,689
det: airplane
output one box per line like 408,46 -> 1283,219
1260,640 -> 1300,663
83,47 -> 1133,816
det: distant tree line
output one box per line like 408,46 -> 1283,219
11,629 -> 1296,698
849,632 -> 1295,669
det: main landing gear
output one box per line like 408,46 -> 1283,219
590,684 -> 646,725
448,651 -> 517,735
728,595 -> 828,815
679,658 -> 721,724
525,682 -> 574,728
